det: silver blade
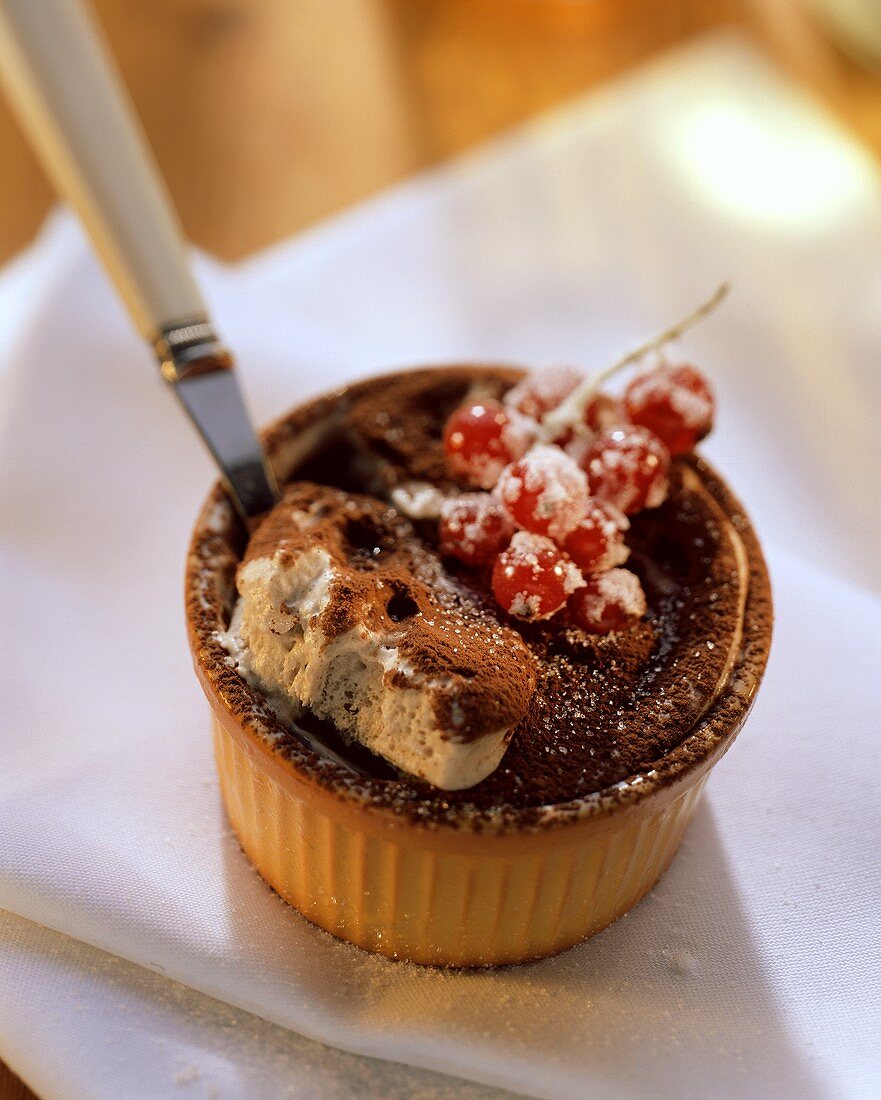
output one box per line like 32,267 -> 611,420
155,323 -> 279,519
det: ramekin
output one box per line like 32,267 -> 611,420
186,367 -> 772,967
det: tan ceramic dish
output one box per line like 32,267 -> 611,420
185,367 -> 772,967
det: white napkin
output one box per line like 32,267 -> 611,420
2,34 -> 880,1100
0,910 -> 504,1100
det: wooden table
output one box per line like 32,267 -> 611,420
1,1 -> 878,1095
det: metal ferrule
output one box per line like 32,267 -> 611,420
150,318 -> 279,519
153,319 -> 232,382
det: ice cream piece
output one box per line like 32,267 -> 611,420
221,483 -> 536,789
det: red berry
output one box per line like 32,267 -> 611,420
563,500 -> 630,573
492,531 -> 584,620
496,445 -> 589,542
554,393 -> 625,465
504,366 -> 581,421
584,392 -> 625,433
443,401 -> 534,489
438,493 -> 514,567
569,568 -> 647,634
624,363 -> 714,455
584,426 -> 670,514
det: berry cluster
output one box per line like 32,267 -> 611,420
438,359 -> 714,633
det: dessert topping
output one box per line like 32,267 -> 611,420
563,499 -> 630,573
623,363 -> 714,455
503,365 -> 581,421
439,492 -> 514,566
584,425 -> 671,514
440,284 -> 727,633
569,568 -> 648,634
540,281 -> 727,443
491,531 -> 584,620
442,400 -> 533,489
495,445 -> 590,542
231,484 -> 537,790
583,391 -> 625,433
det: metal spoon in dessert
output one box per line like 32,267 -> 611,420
0,0 -> 278,521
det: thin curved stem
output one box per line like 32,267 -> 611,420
540,281 -> 730,441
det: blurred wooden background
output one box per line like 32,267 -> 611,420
2,0 -> 880,269
1,0 -> 879,1096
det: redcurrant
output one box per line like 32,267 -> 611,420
438,493 -> 513,567
569,568 -> 647,634
496,445 -> 589,542
584,426 -> 670,514
492,531 -> 584,620
563,500 -> 630,573
443,401 -> 534,489
554,393 -> 624,465
624,363 -> 714,455
584,392 -> 625,433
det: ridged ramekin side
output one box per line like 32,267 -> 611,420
213,717 -> 708,967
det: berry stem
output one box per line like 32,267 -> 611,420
540,281 -> 730,441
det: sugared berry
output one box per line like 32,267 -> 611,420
569,568 -> 647,634
584,392 -> 625,433
438,493 -> 514,567
496,445 -> 590,542
443,401 -> 534,489
584,426 -> 670,514
624,363 -> 714,455
563,500 -> 630,573
492,531 -> 584,620
554,392 -> 625,465
504,366 -> 581,421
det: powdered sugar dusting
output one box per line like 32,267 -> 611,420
462,450 -> 506,491
506,530 -> 554,573
499,409 -> 537,462
559,554 -> 585,595
600,568 -> 647,616
509,591 -> 543,618
390,481 -> 448,519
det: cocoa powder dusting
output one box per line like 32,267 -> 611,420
341,367 -> 509,490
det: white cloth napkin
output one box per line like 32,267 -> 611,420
1,34 -> 880,1100
0,910 -> 504,1100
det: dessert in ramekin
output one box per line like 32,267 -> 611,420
186,363 -> 771,967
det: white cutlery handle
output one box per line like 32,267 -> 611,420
0,0 -> 207,340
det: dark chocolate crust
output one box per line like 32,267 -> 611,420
186,366 -> 772,831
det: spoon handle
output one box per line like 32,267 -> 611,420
0,0 -> 279,518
